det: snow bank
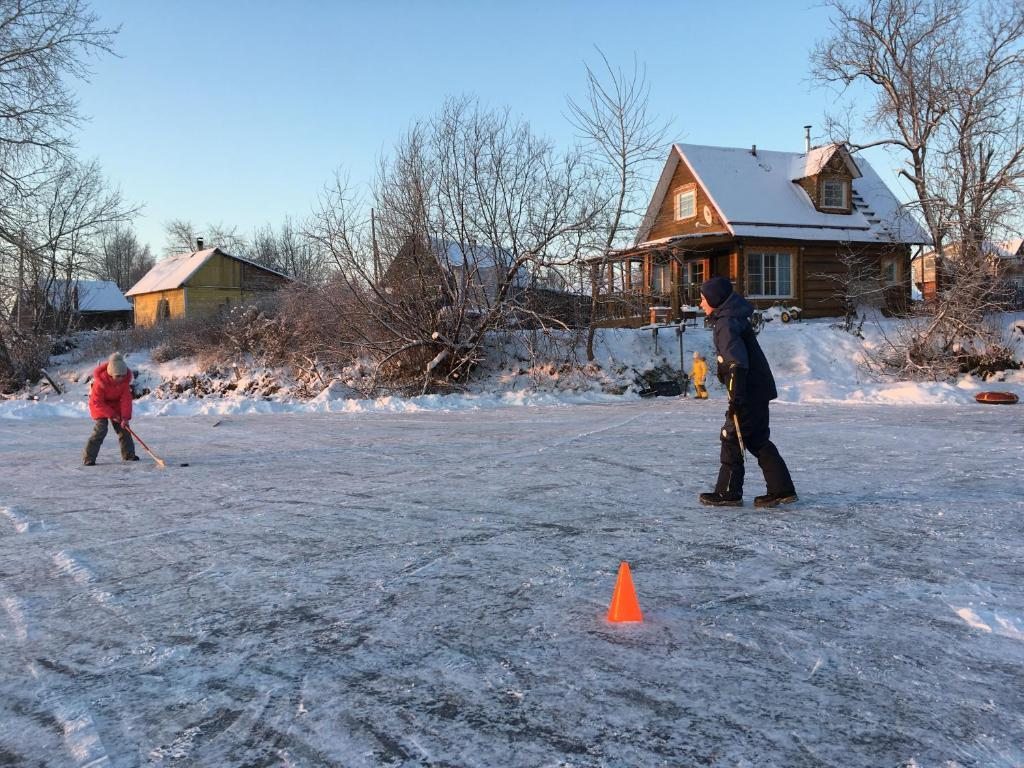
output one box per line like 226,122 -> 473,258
3,312 -> 1022,420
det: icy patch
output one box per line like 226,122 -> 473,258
54,706 -> 110,767
954,606 -> 993,632
2,593 -> 30,642
52,550 -> 94,585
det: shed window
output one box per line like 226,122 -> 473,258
881,256 -> 899,285
675,190 -> 696,220
746,252 -> 793,298
821,178 -> 849,209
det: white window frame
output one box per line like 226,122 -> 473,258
675,189 -> 696,221
746,251 -> 794,299
821,178 -> 848,209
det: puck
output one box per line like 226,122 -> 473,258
180,462 -> 190,467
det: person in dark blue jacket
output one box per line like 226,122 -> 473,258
697,276 -> 797,508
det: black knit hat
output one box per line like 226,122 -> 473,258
700,277 -> 733,308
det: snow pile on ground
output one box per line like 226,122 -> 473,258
2,311 -> 1022,420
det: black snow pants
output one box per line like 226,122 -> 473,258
714,400 -> 794,498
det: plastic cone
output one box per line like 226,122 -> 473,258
607,561 -> 643,623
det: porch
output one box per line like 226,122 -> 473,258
589,243 -> 726,328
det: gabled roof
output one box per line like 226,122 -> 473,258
126,247 -> 290,296
428,237 -> 530,286
46,280 -> 131,312
984,238 -> 1024,259
637,143 -> 931,246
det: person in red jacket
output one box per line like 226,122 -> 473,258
83,352 -> 138,465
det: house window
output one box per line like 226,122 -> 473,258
881,256 -> 899,285
675,189 -> 696,220
746,251 -> 793,298
821,178 -> 849,209
686,261 -> 705,286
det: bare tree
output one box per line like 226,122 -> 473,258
249,217 -> 327,283
0,0 -> 117,216
307,97 -> 601,393
567,49 -> 670,361
162,219 -> 249,256
813,0 -> 1024,377
92,223 -> 153,291
10,158 -> 135,334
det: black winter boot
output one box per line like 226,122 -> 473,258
699,491 -> 743,507
753,491 -> 798,508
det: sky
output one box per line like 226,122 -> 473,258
72,0 -> 903,254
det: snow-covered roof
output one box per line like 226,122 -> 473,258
637,143 -> 931,246
429,237 -> 530,286
984,238 -> 1024,260
47,280 -> 131,312
793,144 -> 862,180
126,248 -> 290,296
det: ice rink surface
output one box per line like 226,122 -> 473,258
2,400 -> 1023,766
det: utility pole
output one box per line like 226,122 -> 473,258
371,208 -> 380,284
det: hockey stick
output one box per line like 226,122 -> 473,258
120,423 -> 166,469
732,411 -> 746,455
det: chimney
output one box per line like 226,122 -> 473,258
196,237 -> 204,251
804,125 -> 812,153
750,144 -> 757,157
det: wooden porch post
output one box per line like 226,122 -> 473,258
670,255 -> 680,318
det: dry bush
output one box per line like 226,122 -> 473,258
0,330 -> 51,393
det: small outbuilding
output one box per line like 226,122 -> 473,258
13,279 -> 133,330
126,246 -> 291,327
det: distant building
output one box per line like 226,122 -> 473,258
913,238 -> 1024,305
126,246 -> 291,327
13,279 -> 132,330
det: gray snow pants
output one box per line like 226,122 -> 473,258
84,418 -> 136,463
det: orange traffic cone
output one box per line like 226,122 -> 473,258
607,561 -> 643,623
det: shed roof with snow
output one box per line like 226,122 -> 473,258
126,248 -> 290,296
48,280 -> 132,312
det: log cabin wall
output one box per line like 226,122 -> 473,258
647,158 -> 729,241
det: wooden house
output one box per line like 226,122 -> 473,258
126,247 -> 291,327
913,238 -> 1024,306
382,236 -> 529,310
591,142 -> 931,326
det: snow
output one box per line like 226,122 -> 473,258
637,144 -> 931,246
125,249 -> 219,296
47,280 -> 132,312
2,315 -> 1023,765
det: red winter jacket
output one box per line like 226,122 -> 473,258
88,363 -> 133,421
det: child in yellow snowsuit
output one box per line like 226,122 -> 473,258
691,351 -> 708,399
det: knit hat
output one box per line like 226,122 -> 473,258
107,352 -> 127,377
700,276 -> 733,308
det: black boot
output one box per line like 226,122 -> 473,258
753,491 -> 798,508
700,491 -> 743,507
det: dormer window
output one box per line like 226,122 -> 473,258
675,189 -> 696,220
821,178 -> 849,210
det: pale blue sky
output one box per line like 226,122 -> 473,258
74,0 -> 900,252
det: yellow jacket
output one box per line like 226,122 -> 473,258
691,356 -> 708,386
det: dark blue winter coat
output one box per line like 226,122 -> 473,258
708,291 -> 778,403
